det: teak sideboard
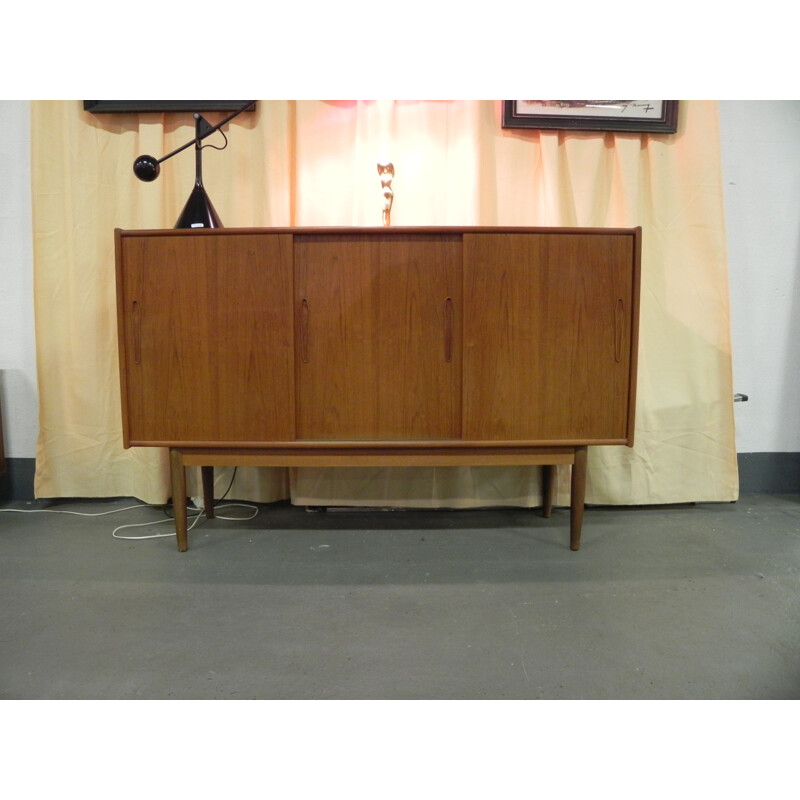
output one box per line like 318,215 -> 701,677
115,226 -> 641,551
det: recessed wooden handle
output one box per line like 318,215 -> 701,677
614,298 -> 624,363
300,298 -> 310,363
444,297 -> 454,363
132,301 -> 141,365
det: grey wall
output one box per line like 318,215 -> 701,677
0,101 -> 37,461
719,101 -> 800,455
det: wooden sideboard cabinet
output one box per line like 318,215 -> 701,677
115,226 -> 641,551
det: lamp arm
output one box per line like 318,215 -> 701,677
133,101 -> 255,180
155,101 -> 256,167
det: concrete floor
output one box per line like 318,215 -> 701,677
1,493 -> 799,700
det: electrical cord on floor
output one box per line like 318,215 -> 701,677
0,503 -> 152,517
111,505 -> 206,541
0,467 -> 260,542
113,479 -> 260,540
0,502 -> 189,541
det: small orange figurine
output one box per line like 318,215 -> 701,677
377,162 -> 394,226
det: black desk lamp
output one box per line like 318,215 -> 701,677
133,101 -> 255,229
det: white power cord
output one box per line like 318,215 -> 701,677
0,500 -> 260,542
111,503 -> 260,540
0,503 -> 151,516
111,505 -> 205,540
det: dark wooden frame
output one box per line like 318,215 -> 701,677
502,101 -> 678,133
83,101 -> 256,114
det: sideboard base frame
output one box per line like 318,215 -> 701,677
170,445 -> 588,553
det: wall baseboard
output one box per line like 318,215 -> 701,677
737,452 -> 800,494
0,457 -> 36,502
1,454 -> 798,503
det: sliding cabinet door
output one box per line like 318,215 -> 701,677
295,234 -> 462,440
118,233 -> 295,445
462,232 -> 637,444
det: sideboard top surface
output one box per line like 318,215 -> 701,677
116,225 -> 641,238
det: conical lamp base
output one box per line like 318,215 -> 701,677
174,183 -> 223,229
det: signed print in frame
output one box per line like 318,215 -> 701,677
502,101 -> 678,133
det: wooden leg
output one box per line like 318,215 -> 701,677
169,448 -> 189,552
542,464 -> 555,518
201,466 -> 215,519
570,446 -> 588,551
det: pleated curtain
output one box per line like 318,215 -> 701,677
30,100 -> 738,507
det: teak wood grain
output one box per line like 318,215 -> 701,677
462,232 -> 636,443
294,233 -> 462,440
117,233 -> 295,445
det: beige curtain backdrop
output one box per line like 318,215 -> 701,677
30,100 -> 738,507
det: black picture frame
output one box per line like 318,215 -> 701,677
502,101 -> 678,133
83,101 -> 256,114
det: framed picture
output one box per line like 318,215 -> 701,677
502,101 -> 678,133
83,101 -> 256,114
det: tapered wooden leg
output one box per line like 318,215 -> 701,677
201,466 -> 215,519
570,446 -> 588,551
169,448 -> 189,552
542,464 -> 555,518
